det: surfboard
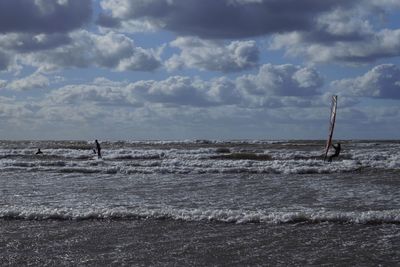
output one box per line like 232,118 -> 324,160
324,95 -> 338,161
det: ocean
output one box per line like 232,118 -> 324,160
1,140 -> 400,266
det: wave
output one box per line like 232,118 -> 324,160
0,156 -> 392,174
108,154 -> 164,160
1,143 -> 400,174
0,163 -> 368,175
1,207 -> 400,225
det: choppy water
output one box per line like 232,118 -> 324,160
1,140 -> 400,265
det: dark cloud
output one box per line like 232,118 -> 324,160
96,13 -> 121,28
99,0 -> 352,38
298,30 -> 370,45
0,0 -> 92,34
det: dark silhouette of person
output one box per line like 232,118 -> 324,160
95,140 -> 102,159
328,143 -> 341,162
35,148 -> 43,155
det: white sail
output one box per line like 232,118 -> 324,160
324,95 -> 338,161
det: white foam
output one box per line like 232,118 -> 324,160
1,206 -> 400,224
1,141 -> 400,175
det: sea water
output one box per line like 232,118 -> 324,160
1,140 -> 400,265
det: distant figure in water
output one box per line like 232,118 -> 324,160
328,143 -> 341,162
95,139 -> 102,159
35,148 -> 43,155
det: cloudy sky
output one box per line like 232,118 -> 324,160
0,0 -> 400,140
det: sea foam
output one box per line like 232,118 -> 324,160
1,206 -> 400,225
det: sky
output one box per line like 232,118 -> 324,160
0,0 -> 400,140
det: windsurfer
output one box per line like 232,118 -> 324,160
328,143 -> 341,162
95,139 -> 102,159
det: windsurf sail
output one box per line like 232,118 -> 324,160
324,95 -> 338,161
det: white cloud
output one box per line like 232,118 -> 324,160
166,37 -> 259,72
370,0 -> 400,8
271,28 -> 400,64
2,68 -> 399,139
207,77 -> 241,104
43,64 -> 323,109
269,5 -> 400,64
238,64 -> 323,97
22,30 -> 162,72
127,64 -> 323,108
332,64 -> 400,98
7,73 -> 50,91
46,79 -> 140,106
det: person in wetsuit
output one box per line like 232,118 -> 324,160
35,148 -> 43,155
328,143 -> 341,162
95,140 -> 102,159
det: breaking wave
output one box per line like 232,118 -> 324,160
1,140 -> 400,175
1,207 -> 400,225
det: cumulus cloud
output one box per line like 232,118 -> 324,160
129,76 -> 236,107
47,78 -> 140,106
270,5 -> 400,64
0,6 -> 161,72
0,0 -> 91,34
95,0 -> 400,65
207,78 -> 242,105
3,71 -> 396,140
234,65 -> 324,109
166,37 -> 259,72
22,31 -> 162,72
7,73 -> 50,91
89,31 -> 161,71
271,28 -> 400,64
332,64 -> 400,99
130,64 -> 323,108
238,64 -> 323,97
48,76 -> 213,107
44,64 -> 323,109
98,0 -> 351,38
